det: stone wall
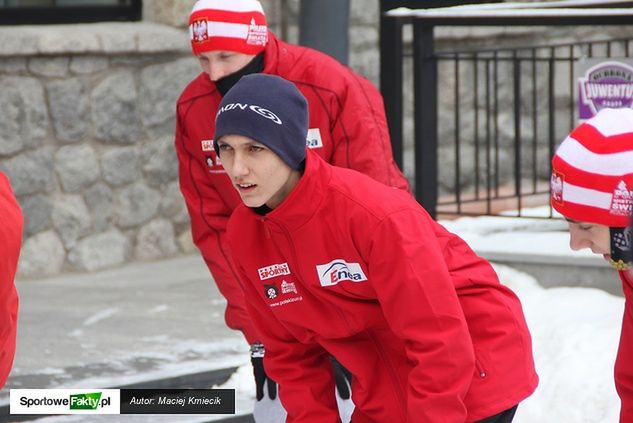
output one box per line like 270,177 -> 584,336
2,1 -> 629,278
0,23 -> 200,278
0,0 -> 383,279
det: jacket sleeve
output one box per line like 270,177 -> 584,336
0,172 -> 22,388
328,71 -> 410,192
367,208 -> 475,422
174,116 -> 259,344
616,272 -> 633,422
234,263 -> 341,423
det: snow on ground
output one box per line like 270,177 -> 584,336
495,264 -> 623,423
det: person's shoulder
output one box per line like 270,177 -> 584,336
328,166 -> 415,218
273,36 -> 360,91
177,72 -> 215,105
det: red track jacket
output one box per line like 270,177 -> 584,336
227,151 -> 538,423
617,270 -> 633,422
175,32 -> 409,343
0,172 -> 22,388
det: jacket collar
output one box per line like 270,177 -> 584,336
260,149 -> 330,232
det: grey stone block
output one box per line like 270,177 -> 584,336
159,181 -> 187,219
0,27 -> 39,56
47,78 -> 90,143
350,0 -> 378,25
55,145 -> 100,193
0,148 -> 55,196
18,230 -> 65,278
28,56 -> 70,77
114,182 -> 161,228
0,57 -> 27,74
51,194 -> 92,249
135,218 -> 178,261
20,194 -> 53,237
0,76 -> 48,156
83,182 -> 114,232
177,229 -> 196,254
68,230 -> 130,272
36,27 -> 100,54
91,71 -> 140,145
139,57 -> 199,133
69,55 -> 109,75
101,147 -> 141,187
141,135 -> 179,188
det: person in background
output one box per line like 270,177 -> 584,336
175,0 -> 409,419
550,107 -> 633,422
217,73 -> 537,423
0,172 -> 23,388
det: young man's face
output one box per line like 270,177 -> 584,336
197,51 -> 256,81
216,134 -> 300,209
567,221 -> 611,259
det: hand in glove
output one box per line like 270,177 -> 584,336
250,343 -> 278,401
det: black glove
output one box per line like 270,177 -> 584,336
331,356 -> 352,400
250,343 -> 277,401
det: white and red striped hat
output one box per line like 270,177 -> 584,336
551,108 -> 633,227
189,0 -> 268,56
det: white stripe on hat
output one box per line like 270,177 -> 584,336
586,107 -> 633,137
192,0 -> 264,14
563,180 -> 613,210
555,136 -> 633,176
189,21 -> 249,40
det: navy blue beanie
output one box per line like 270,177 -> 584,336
214,74 -> 308,170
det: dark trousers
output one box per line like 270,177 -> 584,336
476,405 -> 519,423
350,404 -> 519,423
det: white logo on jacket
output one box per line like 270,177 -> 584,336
316,259 -> 367,287
306,128 -> 323,149
258,263 -> 290,280
217,103 -> 282,125
201,139 -> 214,151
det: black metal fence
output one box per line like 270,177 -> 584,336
381,2 -> 633,219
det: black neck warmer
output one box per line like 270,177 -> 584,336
215,52 -> 265,96
609,226 -> 632,271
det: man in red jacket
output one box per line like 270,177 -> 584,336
550,107 -> 633,422
215,73 -> 537,422
176,0 -> 408,416
0,172 -> 23,388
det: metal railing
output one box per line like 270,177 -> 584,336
381,0 -> 633,218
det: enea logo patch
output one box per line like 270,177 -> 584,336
306,128 -> 323,149
258,263 -> 290,280
316,259 -> 367,287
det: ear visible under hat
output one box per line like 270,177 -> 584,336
189,0 -> 268,56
